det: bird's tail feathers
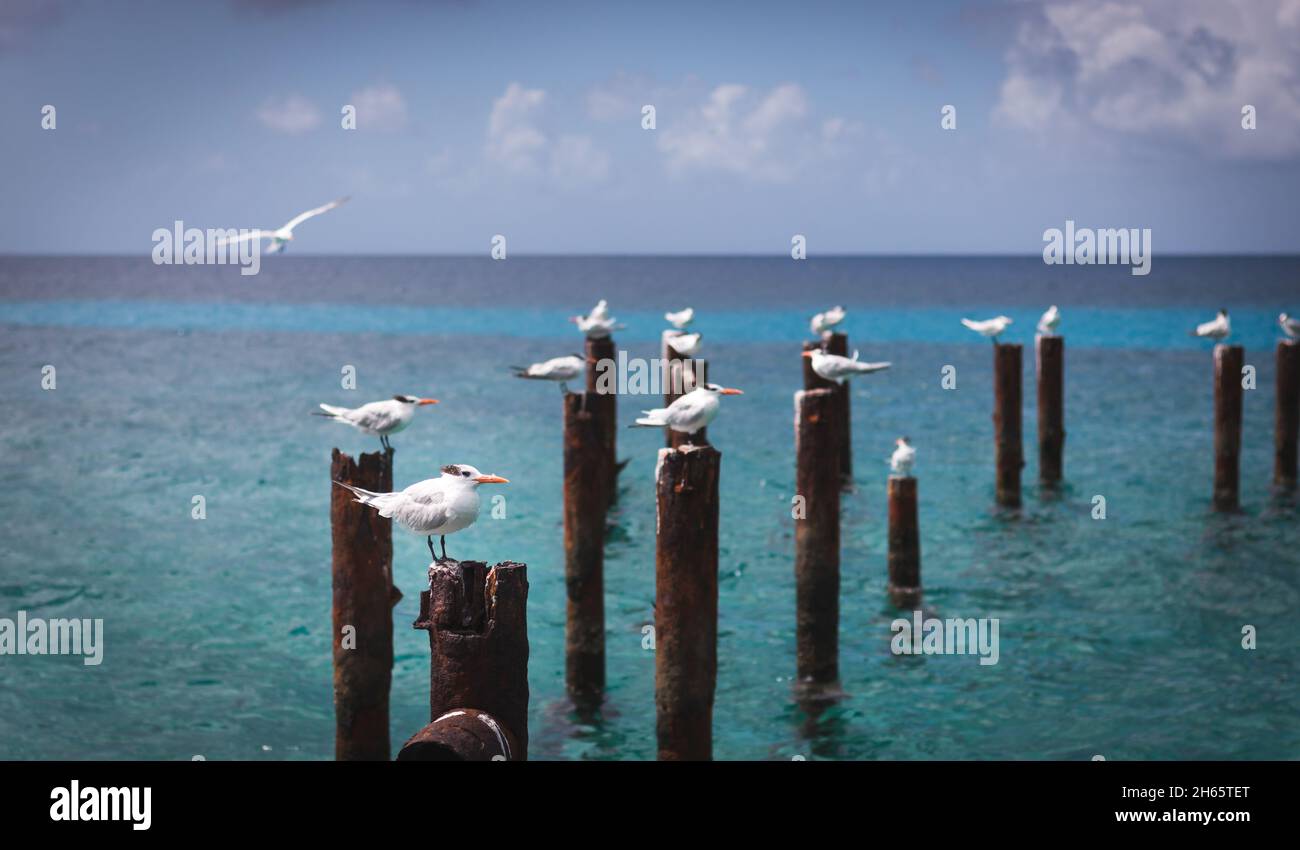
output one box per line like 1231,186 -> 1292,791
317,403 -> 348,418
332,480 -> 399,515
631,410 -> 668,428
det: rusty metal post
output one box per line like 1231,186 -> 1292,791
994,343 -> 1024,507
793,389 -> 840,698
1036,334 -> 1065,486
563,392 -> 606,704
804,333 -> 852,486
413,560 -> 529,759
887,476 -> 922,608
586,335 -> 619,506
654,444 -> 720,761
1214,344 -> 1244,511
331,447 -> 398,761
1276,340 -> 1299,490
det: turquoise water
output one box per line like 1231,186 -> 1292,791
1,256 -> 1297,760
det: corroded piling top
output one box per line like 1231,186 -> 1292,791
414,560 -> 530,759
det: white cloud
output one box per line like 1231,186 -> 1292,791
350,83 -> 408,131
487,82 -> 548,173
656,83 -> 828,182
485,82 -> 610,183
994,0 -> 1300,158
257,94 -> 321,134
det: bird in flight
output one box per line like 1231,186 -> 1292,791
890,437 -> 916,478
335,464 -> 508,563
1037,305 -> 1061,336
1191,309 -> 1231,342
665,307 -> 695,329
810,306 -> 846,338
803,348 -> 890,381
511,354 -> 586,394
962,315 -> 1013,344
314,394 -> 438,451
631,382 -> 742,442
217,197 -> 350,254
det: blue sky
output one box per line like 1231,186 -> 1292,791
2,0 -> 1298,254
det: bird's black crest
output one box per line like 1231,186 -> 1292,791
394,395 -> 409,402
441,464 -> 460,475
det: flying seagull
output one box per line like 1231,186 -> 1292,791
217,197 -> 350,254
314,394 -> 438,451
334,464 -> 508,563
962,316 -> 1013,344
1191,309 -> 1230,342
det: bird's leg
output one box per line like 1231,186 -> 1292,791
427,536 -> 437,562
440,536 -> 449,562
559,381 -> 569,395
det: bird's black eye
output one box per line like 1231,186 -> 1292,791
462,471 -> 471,477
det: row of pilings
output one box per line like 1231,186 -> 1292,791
328,335 -> 1300,760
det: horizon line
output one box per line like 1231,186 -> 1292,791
3,251 -> 1299,260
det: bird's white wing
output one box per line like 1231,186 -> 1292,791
214,230 -> 271,247
665,391 -> 715,428
393,486 -> 454,531
346,400 -> 401,432
281,196 -> 350,232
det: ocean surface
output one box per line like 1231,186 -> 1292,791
1,255 -> 1297,760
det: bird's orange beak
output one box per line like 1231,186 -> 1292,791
720,387 -> 744,395
475,474 -> 509,484
801,350 -> 814,358
418,398 -> 439,405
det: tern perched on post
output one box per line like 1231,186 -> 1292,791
810,306 -> 846,338
334,464 -> 508,563
890,437 -> 916,477
511,354 -> 586,394
961,315 -> 1013,344
570,299 -> 624,339
803,348 -> 890,381
216,197 -> 349,255
665,332 -> 703,357
630,383 -> 742,441
1279,313 -> 1299,340
1037,305 -> 1061,336
314,394 -> 438,450
665,307 -> 695,329
1191,309 -> 1231,342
